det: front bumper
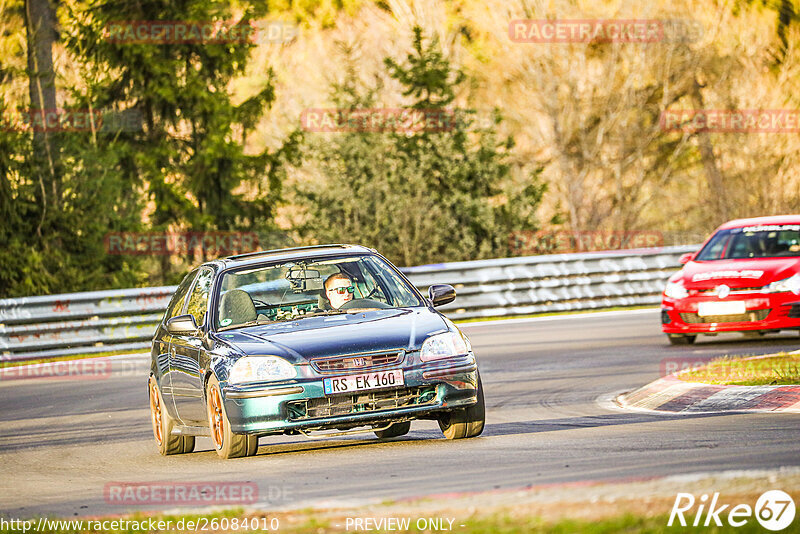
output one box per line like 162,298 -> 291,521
221,353 -> 478,435
661,294 -> 800,334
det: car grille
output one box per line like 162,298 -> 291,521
310,350 -> 404,373
679,309 -> 770,324
695,286 -> 763,293
788,304 -> 800,319
286,386 -> 438,421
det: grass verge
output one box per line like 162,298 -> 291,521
677,352 -> 800,385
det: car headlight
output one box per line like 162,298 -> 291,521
768,274 -> 800,295
420,331 -> 469,362
228,356 -> 296,384
664,280 -> 689,299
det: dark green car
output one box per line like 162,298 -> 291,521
149,244 -> 484,459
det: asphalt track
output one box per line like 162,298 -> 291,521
1,309 -> 799,518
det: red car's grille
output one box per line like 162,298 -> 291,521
694,286 -> 763,293
286,386 -> 437,420
679,309 -> 770,324
310,350 -> 404,373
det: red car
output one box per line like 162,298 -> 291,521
662,215 -> 800,344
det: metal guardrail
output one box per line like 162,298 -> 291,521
0,245 -> 696,362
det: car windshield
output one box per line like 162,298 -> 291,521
695,224 -> 800,261
214,254 -> 422,329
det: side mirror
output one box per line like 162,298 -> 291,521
679,252 -> 696,265
166,314 -> 199,335
428,284 -> 456,307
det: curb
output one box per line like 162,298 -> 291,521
618,375 -> 800,414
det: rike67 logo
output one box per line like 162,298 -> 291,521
669,490 -> 795,530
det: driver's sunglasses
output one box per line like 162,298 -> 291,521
328,285 -> 355,295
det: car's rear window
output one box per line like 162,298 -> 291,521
695,224 -> 800,260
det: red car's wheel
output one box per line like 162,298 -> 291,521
668,334 -> 696,345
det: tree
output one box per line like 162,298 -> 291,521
24,0 -> 60,230
298,27 -> 545,266
65,0 -> 301,282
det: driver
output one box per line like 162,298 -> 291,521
324,273 -> 355,309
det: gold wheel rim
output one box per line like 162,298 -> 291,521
208,384 -> 224,450
149,379 -> 163,445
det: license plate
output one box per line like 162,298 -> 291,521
323,370 -> 404,395
697,301 -> 746,317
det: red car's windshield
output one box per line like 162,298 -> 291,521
695,224 -> 800,260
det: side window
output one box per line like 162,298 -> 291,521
185,268 -> 214,326
165,270 -> 198,320
367,256 -> 420,306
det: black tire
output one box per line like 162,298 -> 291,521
438,374 -> 485,440
374,421 -> 411,439
149,376 -> 195,455
668,335 -> 696,345
206,375 -> 258,459
182,435 -> 196,453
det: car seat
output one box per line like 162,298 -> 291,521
219,289 -> 257,326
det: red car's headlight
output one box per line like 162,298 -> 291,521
664,280 -> 688,299
768,274 -> 800,295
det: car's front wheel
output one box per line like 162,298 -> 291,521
438,374 -> 485,440
668,334 -> 697,345
149,376 -> 195,455
206,375 -> 258,459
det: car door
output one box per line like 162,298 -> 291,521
159,269 -> 199,411
170,267 -> 215,425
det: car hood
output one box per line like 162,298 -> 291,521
212,307 -> 450,363
677,257 -> 800,290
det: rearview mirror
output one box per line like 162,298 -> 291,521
166,314 -> 199,335
287,267 -> 324,292
679,252 -> 696,265
428,284 -> 456,307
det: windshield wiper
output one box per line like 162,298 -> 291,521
217,318 -> 273,332
306,309 -> 347,317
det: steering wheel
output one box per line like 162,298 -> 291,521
363,286 -> 380,300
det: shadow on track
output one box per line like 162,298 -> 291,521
481,411 -> 742,437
